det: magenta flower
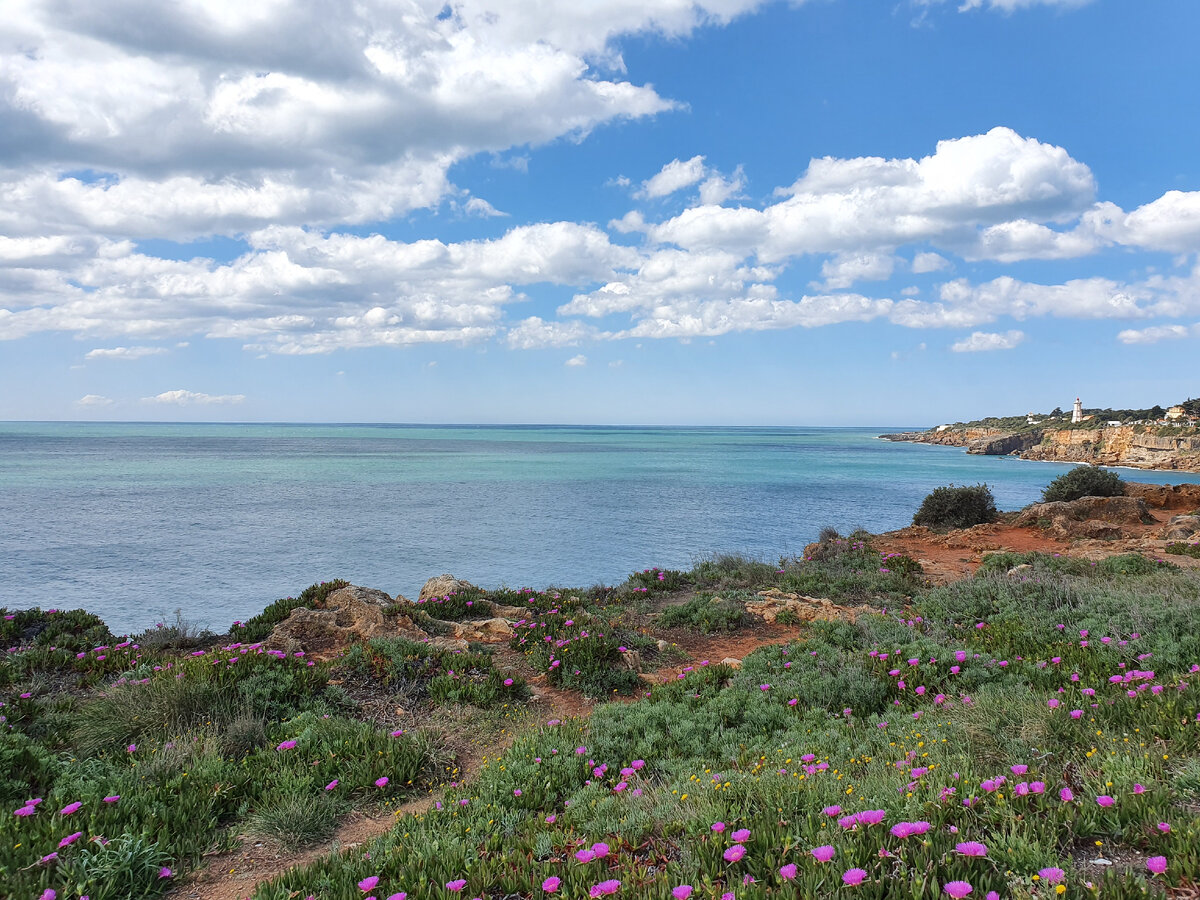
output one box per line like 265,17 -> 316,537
1011,765 -> 1028,775
546,814 -> 557,824
375,777 -> 389,787
58,832 -> 83,848
955,842 -> 987,857
390,729 -> 404,737
589,880 -> 621,898
890,821 -> 931,838
1095,795 -> 1114,807
360,876 -> 380,892
387,894 -> 408,900
1059,787 -> 1074,802
1157,822 -> 1171,833
574,849 -> 597,863
779,864 -> 797,880
446,880 -> 467,892
1038,868 -> 1065,884
856,809 -> 886,826
592,842 -> 610,857
944,881 -> 972,899
543,877 -> 561,892
103,795 -> 120,803
159,867 -> 173,879
14,806 -> 36,817
811,845 -> 835,862
39,891 -> 56,900
1132,783 -> 1145,795
731,828 -> 750,841
724,844 -> 746,863
276,740 -> 297,751
822,805 -> 841,816
1147,856 -> 1167,876
60,801 -> 82,816
842,868 -> 867,886
326,780 -> 339,790
711,821 -> 726,833
672,886 -> 693,900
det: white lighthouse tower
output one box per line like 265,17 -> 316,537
1072,397 -> 1083,424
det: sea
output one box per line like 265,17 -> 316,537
3,422 -> 1198,635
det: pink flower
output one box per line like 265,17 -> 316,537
672,886 -> 693,900
1070,710 -> 1083,719
390,730 -> 405,737
375,777 -> 389,787
1132,783 -> 1145,795
276,740 -> 297,751
890,821 -> 931,838
14,806 -> 36,816
446,880 -> 467,892
842,868 -> 867,887
103,795 -> 120,803
575,849 -> 597,863
387,894 -> 408,900
822,805 -> 841,816
855,809 -> 886,826
811,845 -> 835,862
724,844 -> 746,863
955,842 -> 987,857
589,880 -> 621,898
60,801 -> 82,816
1147,856 -> 1167,876
1038,868 -> 1065,884
543,877 -> 561,892
545,814 -> 557,824
1095,795 -> 1114,807
58,832 -> 83,848
326,780 -> 339,790
513,789 -> 522,797
591,842 -> 610,858
1011,765 -> 1028,775
159,867 -> 173,879
711,821 -> 726,833
779,864 -> 797,880
359,876 -> 380,892
1157,822 -> 1171,833
944,881 -> 972,899
731,828 -> 750,841
1059,787 -> 1074,802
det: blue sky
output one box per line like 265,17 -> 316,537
1,0 -> 1197,425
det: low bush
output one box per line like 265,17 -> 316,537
658,594 -> 747,633
1041,465 -> 1125,502
234,579 -> 350,642
912,483 -> 998,530
1166,541 -> 1200,559
689,553 -> 780,589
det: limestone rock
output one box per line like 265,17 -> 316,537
450,617 -> 514,643
264,584 -> 413,656
721,657 -> 742,669
656,639 -> 670,652
1015,496 -> 1152,540
419,574 -> 479,602
746,589 -> 866,624
1163,515 -> 1200,541
620,650 -> 642,672
1006,564 -> 1034,577
1124,482 -> 1200,511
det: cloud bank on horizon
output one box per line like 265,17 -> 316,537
1,0 -> 1197,421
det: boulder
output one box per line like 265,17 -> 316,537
450,617 -> 514,643
1163,514 -> 1200,541
264,585 -> 420,656
1015,496 -> 1152,539
721,657 -> 742,669
1006,564 -> 1034,577
419,574 -> 479,602
620,650 -> 643,672
1124,482 -> 1200,511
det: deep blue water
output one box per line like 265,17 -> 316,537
2,422 -> 1197,634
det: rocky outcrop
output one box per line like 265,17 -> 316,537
1123,482 -> 1200,511
450,617 -> 514,643
264,585 -> 425,656
883,425 -> 1200,472
419,574 -> 479,602
1162,515 -> 1200,541
746,590 -> 869,624
1014,496 -> 1152,540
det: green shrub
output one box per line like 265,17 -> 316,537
912,483 -> 998,530
220,714 -> 268,758
1165,541 -> 1200,559
689,553 -> 780,589
251,789 -> 342,850
1041,465 -> 1125,502
0,730 -> 61,803
658,595 -> 747,633
64,833 -> 173,900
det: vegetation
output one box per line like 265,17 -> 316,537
912,483 -> 998,530
659,593 -> 748,633
1165,541 -> 1200,560
1042,465 -> 1126,503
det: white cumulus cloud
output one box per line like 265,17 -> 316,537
950,330 -> 1026,352
144,389 -> 246,405
85,345 -> 168,360
564,354 -> 588,367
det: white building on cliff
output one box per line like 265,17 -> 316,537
1072,397 -> 1083,424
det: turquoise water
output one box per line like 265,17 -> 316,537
3,422 -> 1197,634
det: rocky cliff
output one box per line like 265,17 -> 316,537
882,425 -> 1200,472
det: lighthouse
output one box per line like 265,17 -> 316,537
1072,397 -> 1083,424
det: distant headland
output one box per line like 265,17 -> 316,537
881,398 -> 1200,472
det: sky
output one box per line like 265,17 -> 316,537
0,0 -> 1197,426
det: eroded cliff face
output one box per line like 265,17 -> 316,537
1021,426 -> 1200,471
882,425 -> 1200,472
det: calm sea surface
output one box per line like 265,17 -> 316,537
3,422 -> 1198,634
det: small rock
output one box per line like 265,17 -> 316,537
620,650 -> 642,672
418,574 -> 480,602
1006,564 -> 1034,576
656,639 -> 670,652
721,657 -> 742,669
1091,858 -> 1112,866
450,617 -> 513,642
